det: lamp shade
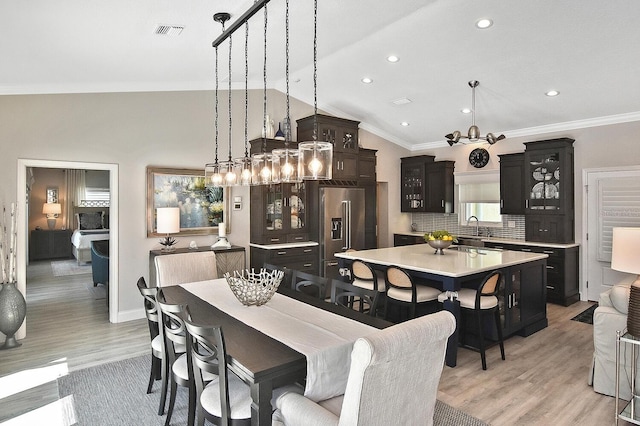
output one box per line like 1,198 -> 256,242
611,227 -> 640,275
156,207 -> 180,234
42,203 -> 61,215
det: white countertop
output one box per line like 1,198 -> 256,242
250,241 -> 319,250
335,244 -> 548,278
395,232 -> 579,249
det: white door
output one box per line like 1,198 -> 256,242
585,168 -> 640,301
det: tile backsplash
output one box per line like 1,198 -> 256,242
410,213 -> 525,240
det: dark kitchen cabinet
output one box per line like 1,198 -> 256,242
358,148 -> 377,182
400,156 -> 454,213
30,229 -> 72,260
524,138 -> 575,243
393,234 -> 426,246
499,153 -> 526,215
250,244 -> 319,275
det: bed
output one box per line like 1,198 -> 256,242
71,210 -> 110,264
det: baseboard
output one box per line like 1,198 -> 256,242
116,307 -> 145,323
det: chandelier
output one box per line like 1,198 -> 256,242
445,80 -> 505,146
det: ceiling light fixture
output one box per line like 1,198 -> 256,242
545,90 -> 560,97
475,18 -> 493,29
445,80 -> 505,146
387,55 -> 399,63
361,77 -> 373,84
401,121 -> 409,127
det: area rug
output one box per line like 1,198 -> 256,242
51,260 -> 91,277
571,303 -> 598,324
58,355 -> 488,426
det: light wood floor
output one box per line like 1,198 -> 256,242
0,262 -> 628,425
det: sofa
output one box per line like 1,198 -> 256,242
590,275 -> 640,400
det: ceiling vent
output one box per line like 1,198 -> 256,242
155,25 -> 185,36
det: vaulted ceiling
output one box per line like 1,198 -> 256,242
2,0 -> 639,149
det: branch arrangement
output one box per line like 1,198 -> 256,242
1,202 -> 17,284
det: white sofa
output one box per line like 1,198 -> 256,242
590,276 -> 640,400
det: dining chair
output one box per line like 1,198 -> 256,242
274,310 -> 456,426
136,277 -> 163,395
330,279 -> 379,316
438,270 -> 505,370
155,251 -> 217,287
291,269 -> 330,299
384,266 -> 441,320
156,289 -> 212,426
263,263 -> 293,289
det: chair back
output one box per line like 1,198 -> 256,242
331,279 -> 379,316
136,277 -> 159,339
476,270 -> 503,309
385,266 -> 416,303
264,263 -> 293,289
291,269 -> 330,299
351,260 -> 384,292
155,251 -> 217,287
184,318 -> 232,423
156,289 -> 187,363
339,311 -> 456,426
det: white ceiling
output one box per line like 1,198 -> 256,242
2,0 -> 640,149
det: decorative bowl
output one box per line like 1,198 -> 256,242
224,269 -> 285,306
427,239 -> 453,255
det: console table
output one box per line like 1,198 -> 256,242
148,246 -> 246,287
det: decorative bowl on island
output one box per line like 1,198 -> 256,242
424,231 -> 456,255
224,268 -> 285,306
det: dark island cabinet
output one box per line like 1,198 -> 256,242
524,138 -> 575,243
499,153 -> 526,215
401,156 -> 454,213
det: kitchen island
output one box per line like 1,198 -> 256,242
336,244 -> 549,367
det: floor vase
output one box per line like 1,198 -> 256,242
0,282 -> 27,350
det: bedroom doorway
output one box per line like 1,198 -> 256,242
16,159 -> 119,340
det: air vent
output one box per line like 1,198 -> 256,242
155,25 -> 185,36
392,97 -> 412,105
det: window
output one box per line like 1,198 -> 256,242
455,171 -> 502,227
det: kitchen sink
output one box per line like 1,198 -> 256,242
449,245 -> 503,255
455,236 -> 485,247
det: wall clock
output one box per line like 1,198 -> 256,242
469,147 -> 490,168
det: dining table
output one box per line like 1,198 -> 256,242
336,244 -> 549,367
160,278 -> 390,426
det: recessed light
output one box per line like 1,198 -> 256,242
401,122 -> 410,127
392,97 -> 412,105
475,18 -> 493,29
461,108 -> 472,114
545,90 -> 560,97
361,77 -> 373,84
387,55 -> 399,63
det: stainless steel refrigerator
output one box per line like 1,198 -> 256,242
319,187 -> 366,286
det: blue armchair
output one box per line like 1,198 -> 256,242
91,240 -> 109,287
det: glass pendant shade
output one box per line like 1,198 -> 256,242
272,148 -> 301,183
205,163 -> 223,187
218,160 -> 238,186
298,141 -> 333,180
234,157 -> 253,186
251,152 -> 276,185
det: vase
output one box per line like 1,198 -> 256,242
0,282 -> 27,350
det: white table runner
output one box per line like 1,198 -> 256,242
180,279 -> 377,401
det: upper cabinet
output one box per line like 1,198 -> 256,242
499,153 -> 526,215
523,138 -> 575,243
401,156 -> 454,213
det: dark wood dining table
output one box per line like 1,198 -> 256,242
161,283 -> 390,426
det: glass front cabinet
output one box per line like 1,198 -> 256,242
524,138 -> 575,243
251,181 -> 308,244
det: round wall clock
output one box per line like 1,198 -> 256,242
469,147 -> 490,168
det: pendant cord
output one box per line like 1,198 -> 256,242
214,46 -> 219,163
244,22 -> 249,158
228,32 -> 233,162
284,0 -> 290,148
262,2 -> 268,154
312,0 -> 318,142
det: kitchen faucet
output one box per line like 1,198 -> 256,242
467,215 -> 479,236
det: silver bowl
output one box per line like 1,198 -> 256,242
225,268 -> 284,306
427,239 -> 453,255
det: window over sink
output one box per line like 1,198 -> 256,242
455,171 -> 502,227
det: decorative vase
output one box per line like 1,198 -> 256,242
263,115 -> 275,139
0,282 -> 27,350
274,122 -> 285,140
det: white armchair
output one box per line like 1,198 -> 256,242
590,276 -> 640,400
273,310 -> 456,426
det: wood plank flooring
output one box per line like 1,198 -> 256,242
0,262 -> 628,424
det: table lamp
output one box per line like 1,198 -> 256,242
156,207 -> 180,251
611,227 -> 640,337
42,203 -> 61,230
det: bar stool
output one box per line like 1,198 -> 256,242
438,270 -> 505,370
384,266 -> 441,320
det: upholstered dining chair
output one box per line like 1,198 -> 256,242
154,251 -> 217,287
384,266 -> 441,320
136,277 -> 163,395
156,289 -> 212,426
330,279 -> 379,316
273,310 -> 456,426
438,270 -> 505,370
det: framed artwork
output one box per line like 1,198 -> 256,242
46,187 -> 59,203
146,166 -> 230,237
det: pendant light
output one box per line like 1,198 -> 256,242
445,80 -> 506,146
217,14 -> 238,186
234,22 -> 253,186
251,2 -> 276,185
298,0 -> 333,180
272,0 -> 301,183
204,18 -> 226,188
